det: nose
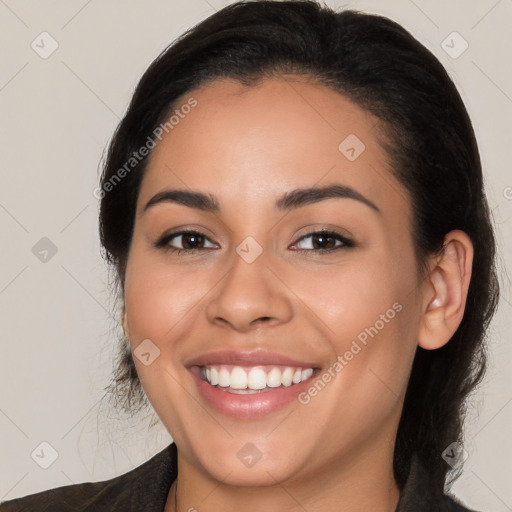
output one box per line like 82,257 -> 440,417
205,248 -> 293,332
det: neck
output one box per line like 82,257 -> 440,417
165,441 -> 400,512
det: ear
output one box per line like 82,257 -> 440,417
418,230 -> 473,350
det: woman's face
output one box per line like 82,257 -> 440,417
123,77 -> 425,486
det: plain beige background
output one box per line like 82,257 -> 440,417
0,0 -> 511,509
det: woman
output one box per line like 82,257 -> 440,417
1,0 -> 499,510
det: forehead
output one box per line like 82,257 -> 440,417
137,77 -> 410,220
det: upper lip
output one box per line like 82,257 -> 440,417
184,350 -> 320,369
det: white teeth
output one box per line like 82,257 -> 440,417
230,367 -> 247,389
266,368 -> 282,388
282,368 -> 294,387
247,368 -> 267,390
201,365 -> 316,390
301,368 -> 314,381
218,368 -> 230,387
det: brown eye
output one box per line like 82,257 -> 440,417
177,232 -> 205,249
155,230 -> 218,253
292,230 -> 354,252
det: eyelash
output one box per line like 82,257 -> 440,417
154,229 -> 355,255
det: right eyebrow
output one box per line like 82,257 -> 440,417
142,189 -> 220,214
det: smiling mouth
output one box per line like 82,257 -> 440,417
197,364 -> 318,394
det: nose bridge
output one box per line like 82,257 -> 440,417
205,242 -> 293,330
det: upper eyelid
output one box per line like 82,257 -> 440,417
164,230 -> 219,247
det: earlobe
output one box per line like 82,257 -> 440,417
418,230 -> 473,351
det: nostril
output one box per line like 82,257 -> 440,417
249,316 -> 275,328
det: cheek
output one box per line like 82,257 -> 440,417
295,268 -> 418,444
309,249 -> 419,397
122,247 -> 212,427
124,252 -> 210,341
289,251 -> 406,342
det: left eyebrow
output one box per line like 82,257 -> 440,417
142,184 -> 380,215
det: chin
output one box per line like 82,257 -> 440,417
188,437 -> 308,488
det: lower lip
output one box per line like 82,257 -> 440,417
189,367 -> 318,419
